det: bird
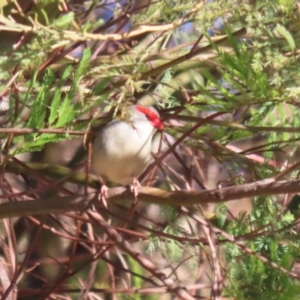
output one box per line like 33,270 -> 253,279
91,105 -> 164,200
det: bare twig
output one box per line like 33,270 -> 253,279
92,212 -> 196,300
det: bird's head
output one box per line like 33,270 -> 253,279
133,105 -> 164,131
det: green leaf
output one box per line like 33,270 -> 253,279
56,94 -> 74,127
52,12 -> 74,27
275,24 -> 295,51
26,69 -> 54,129
74,48 -> 91,83
62,66 -> 72,80
19,134 -> 66,153
49,89 -> 61,126
93,77 -> 112,94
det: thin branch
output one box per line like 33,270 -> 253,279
1,177 -> 300,219
93,213 -> 196,300
168,114 -> 300,134
0,3 -> 205,41
0,128 -> 85,136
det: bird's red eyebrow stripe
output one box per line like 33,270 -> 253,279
135,105 -> 164,130
135,106 -> 157,120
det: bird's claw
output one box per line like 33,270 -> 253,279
130,178 -> 140,198
98,184 -> 108,208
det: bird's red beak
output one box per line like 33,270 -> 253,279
152,118 -> 164,130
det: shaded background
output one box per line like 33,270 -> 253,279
1,0 -> 300,299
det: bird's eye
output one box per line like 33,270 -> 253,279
145,114 -> 150,119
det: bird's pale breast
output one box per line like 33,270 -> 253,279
91,120 -> 155,185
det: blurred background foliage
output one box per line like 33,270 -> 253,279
1,0 -> 300,299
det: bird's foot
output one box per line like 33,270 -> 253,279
98,183 -> 108,208
126,178 -> 140,218
130,178 -> 140,199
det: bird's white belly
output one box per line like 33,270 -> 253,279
91,120 -> 154,185
95,152 -> 149,185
